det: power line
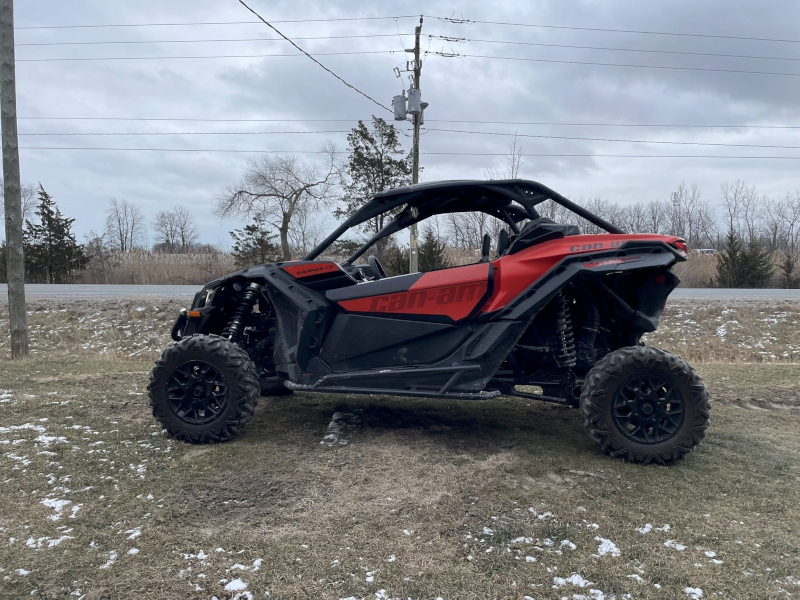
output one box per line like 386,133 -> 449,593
16,116 -> 800,129
16,34 -> 403,47
17,130 -> 366,136
17,146 -> 800,159
16,14 -> 798,45
430,120 -> 800,129
15,16 -> 419,30
451,53 -> 800,77
17,129 -> 800,150
22,32 -> 800,64
445,36 -> 800,63
236,0 -> 393,114
17,48 -> 800,77
423,128 -> 800,149
16,50 -> 397,62
433,16 -> 800,44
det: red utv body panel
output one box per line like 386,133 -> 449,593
338,262 -> 491,321
481,233 -> 682,313
282,261 -> 340,278
334,233 -> 681,320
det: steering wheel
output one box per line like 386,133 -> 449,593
368,255 -> 387,280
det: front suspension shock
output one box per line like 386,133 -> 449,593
223,282 -> 263,342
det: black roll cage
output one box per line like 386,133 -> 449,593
304,179 -> 624,265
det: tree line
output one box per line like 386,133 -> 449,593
2,115 -> 799,287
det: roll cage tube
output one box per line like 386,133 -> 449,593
303,179 -> 624,262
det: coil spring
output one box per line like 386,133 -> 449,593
223,282 -> 263,342
551,292 -> 577,368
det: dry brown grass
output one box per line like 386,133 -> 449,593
0,297 -> 799,598
0,357 -> 798,600
3,296 -> 799,364
645,299 -> 800,363
80,250 -> 236,286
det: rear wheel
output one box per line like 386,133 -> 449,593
580,346 -> 710,464
148,334 -> 260,444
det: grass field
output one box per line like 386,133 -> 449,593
0,298 -> 799,600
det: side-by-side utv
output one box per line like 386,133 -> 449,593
148,179 -> 710,464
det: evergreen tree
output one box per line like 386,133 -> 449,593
779,253 -> 800,289
229,213 -> 281,268
741,241 -> 773,288
335,116 -> 412,257
418,225 -> 451,272
23,185 -> 86,283
716,230 -> 745,287
382,239 -> 410,277
716,229 -> 773,288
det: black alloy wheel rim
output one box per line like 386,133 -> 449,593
166,361 -> 228,425
611,374 -> 685,444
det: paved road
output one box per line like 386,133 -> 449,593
0,284 -> 200,297
2,283 -> 800,299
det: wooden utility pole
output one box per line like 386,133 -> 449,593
1,0 -> 29,358
409,16 -> 422,273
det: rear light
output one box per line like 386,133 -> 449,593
671,240 -> 688,255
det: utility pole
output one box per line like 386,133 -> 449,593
409,16 -> 422,273
1,0 -> 29,358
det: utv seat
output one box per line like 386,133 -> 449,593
478,234 -> 491,263
496,229 -> 510,258
503,218 -> 580,256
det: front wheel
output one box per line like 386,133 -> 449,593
148,334 -> 260,444
580,346 -> 710,464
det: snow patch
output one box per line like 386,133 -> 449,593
635,523 -> 653,534
33,435 -> 68,447
41,498 -> 71,521
594,536 -> 620,557
665,540 -> 686,551
99,550 -> 118,569
224,579 -> 248,592
553,573 -> 593,588
685,587 -> 703,599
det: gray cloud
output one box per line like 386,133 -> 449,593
7,0 -> 800,246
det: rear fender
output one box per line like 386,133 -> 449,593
493,242 -> 680,338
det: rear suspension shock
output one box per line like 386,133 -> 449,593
223,282 -> 263,342
551,292 -> 577,368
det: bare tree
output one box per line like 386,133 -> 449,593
762,197 -> 789,252
720,180 -> 757,237
0,181 -> 37,220
485,134 -> 524,180
152,209 -> 178,252
645,199 -> 670,234
288,200 -> 326,257
215,151 -> 336,261
668,182 -> 717,248
172,206 -> 198,252
152,205 -> 198,253
105,198 -> 145,252
783,191 -> 800,252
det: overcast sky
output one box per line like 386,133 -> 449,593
8,0 -> 800,246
